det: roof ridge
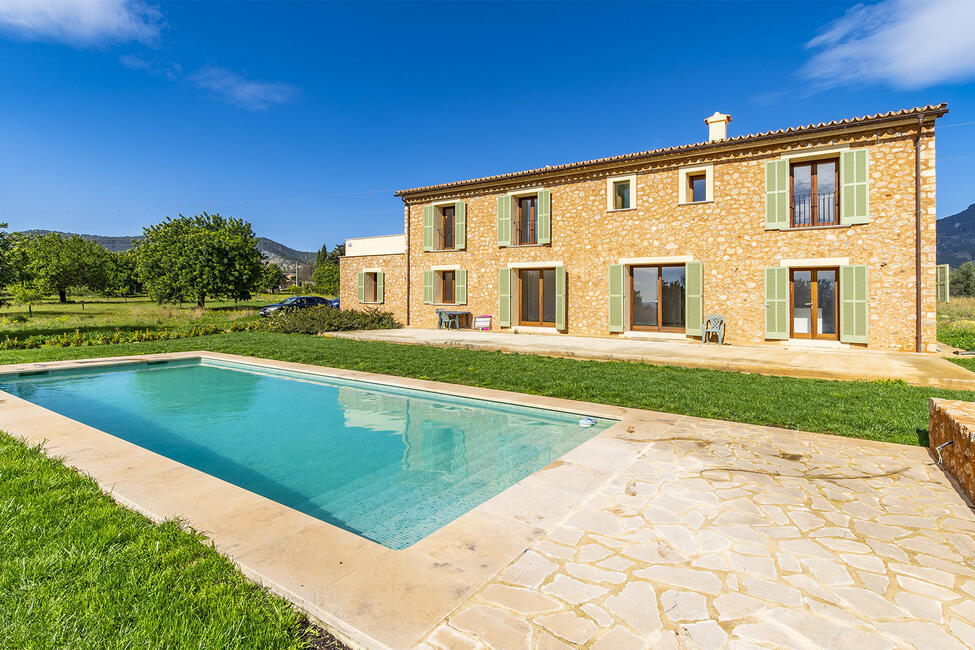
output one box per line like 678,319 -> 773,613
396,103 -> 948,196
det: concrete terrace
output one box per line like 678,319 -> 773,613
331,328 -> 975,390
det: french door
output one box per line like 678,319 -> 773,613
519,268 -> 556,327
790,268 -> 838,339
629,265 -> 686,332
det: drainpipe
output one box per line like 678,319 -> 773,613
405,202 -> 411,326
915,115 -> 923,353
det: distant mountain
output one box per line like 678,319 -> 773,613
938,204 -> 975,267
18,230 -> 317,266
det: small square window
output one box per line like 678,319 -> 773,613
689,174 -> 707,203
613,180 -> 631,210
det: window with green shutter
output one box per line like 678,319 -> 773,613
765,160 -> 788,230
555,265 -> 566,330
839,265 -> 868,343
497,196 -> 511,247
423,205 -> 434,251
455,268 -> 467,305
498,268 -> 511,326
454,201 -> 466,250
608,264 -> 625,332
423,270 -> 434,304
840,149 -> 869,225
764,267 -> 788,339
685,261 -> 703,336
937,264 -> 950,303
375,271 -> 384,303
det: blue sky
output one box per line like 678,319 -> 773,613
0,0 -> 974,251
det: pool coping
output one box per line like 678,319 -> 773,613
0,351 -> 665,649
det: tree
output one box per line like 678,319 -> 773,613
258,263 -> 287,293
136,213 -> 263,308
104,250 -> 143,299
6,280 -> 48,317
311,243 -> 344,296
22,233 -> 109,303
950,262 -> 975,297
0,223 -> 14,288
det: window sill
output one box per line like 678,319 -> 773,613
507,243 -> 548,248
426,248 -> 462,253
607,207 -> 636,213
432,303 -> 464,307
359,301 -> 383,305
678,200 -> 713,206
774,224 -> 852,232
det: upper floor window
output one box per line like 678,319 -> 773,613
440,205 -> 455,249
688,173 -> 707,203
614,180 -> 631,210
517,195 -> 537,245
606,175 -> 636,212
791,159 -> 838,227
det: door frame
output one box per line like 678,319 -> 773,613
518,267 -> 555,327
789,267 -> 839,340
628,263 -> 686,333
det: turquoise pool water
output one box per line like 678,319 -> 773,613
0,359 -> 612,549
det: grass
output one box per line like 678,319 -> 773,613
938,296 -> 975,370
0,433 -> 332,649
4,331 -> 974,447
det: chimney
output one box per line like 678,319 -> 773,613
704,111 -> 732,142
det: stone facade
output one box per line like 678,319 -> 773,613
341,107 -> 944,352
338,252 -> 408,325
929,398 -> 975,504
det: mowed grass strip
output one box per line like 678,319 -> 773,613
3,331 -> 972,446
0,434 -> 323,649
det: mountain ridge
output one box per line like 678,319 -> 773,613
937,204 -> 975,267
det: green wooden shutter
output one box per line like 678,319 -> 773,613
455,269 -> 467,305
357,272 -> 365,303
937,264 -> 950,303
498,268 -> 511,326
555,265 -> 566,331
608,264 -> 624,332
685,261 -> 703,336
497,196 -> 511,247
537,189 -> 551,244
840,265 -> 869,343
764,267 -> 788,339
840,150 -> 869,225
765,160 -> 788,230
423,205 -> 434,251
376,271 -> 385,303
454,201 -> 466,250
423,270 -> 434,304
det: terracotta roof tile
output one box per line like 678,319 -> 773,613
395,103 -> 948,197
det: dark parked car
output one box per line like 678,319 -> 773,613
259,296 -> 333,317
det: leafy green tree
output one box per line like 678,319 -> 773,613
136,213 -> 263,308
311,261 -> 339,296
22,233 -> 109,303
258,263 -> 287,293
950,262 -> 975,297
104,250 -> 143,299
6,280 -> 48,317
0,223 -> 14,287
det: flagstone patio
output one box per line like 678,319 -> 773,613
418,415 -> 975,649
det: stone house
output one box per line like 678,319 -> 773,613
340,104 -> 950,352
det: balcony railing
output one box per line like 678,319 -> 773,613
792,192 -> 837,227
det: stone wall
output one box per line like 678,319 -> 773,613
929,398 -> 975,504
338,253 -> 408,326
399,123 -> 937,351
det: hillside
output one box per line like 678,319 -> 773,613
938,204 -> 975,267
18,230 -> 317,265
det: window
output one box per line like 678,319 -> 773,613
517,195 -> 537,245
614,180 -> 631,210
678,165 -> 713,204
630,265 -> 685,331
790,159 -> 838,227
439,205 -> 455,249
441,270 -> 455,304
790,268 -> 837,339
363,272 -> 378,303
519,268 -> 556,327
688,174 -> 707,203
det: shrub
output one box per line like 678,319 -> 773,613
0,321 -> 263,350
261,306 -> 400,334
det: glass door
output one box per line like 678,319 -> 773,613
630,265 -> 686,332
519,268 -> 555,327
791,268 -> 838,340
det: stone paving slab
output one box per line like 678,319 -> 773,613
331,329 -> 975,390
418,417 -> 975,649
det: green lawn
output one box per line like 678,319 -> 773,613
0,433 -> 334,649
4,331 -> 972,446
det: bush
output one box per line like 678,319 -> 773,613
0,321 -> 262,350
261,306 -> 400,334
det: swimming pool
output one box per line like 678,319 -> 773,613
0,358 -> 613,549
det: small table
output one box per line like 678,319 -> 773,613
438,310 -> 470,329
